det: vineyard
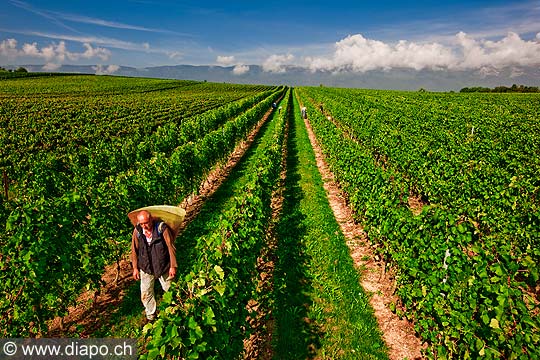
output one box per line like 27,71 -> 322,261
296,87 -> 540,359
0,75 -> 283,338
0,74 -> 538,359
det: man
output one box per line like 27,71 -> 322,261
131,210 -> 177,323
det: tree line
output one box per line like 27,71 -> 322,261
460,84 -> 539,93
0,66 -> 28,73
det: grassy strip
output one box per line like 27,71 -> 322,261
271,92 -> 388,359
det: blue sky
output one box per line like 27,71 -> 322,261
1,0 -> 539,74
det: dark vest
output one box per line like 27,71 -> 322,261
136,221 -> 170,278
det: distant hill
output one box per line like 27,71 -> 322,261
8,64 -> 540,91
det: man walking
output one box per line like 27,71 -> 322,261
301,106 -> 307,119
131,210 -> 177,323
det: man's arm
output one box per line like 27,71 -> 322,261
131,229 -> 140,280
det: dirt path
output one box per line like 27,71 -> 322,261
302,115 -> 425,360
47,106 -> 277,337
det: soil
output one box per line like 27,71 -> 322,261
302,116 -> 425,360
408,194 -> 426,216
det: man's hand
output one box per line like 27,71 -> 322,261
168,267 -> 176,280
133,268 -> 140,280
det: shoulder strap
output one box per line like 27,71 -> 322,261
135,224 -> 144,238
156,221 -> 167,236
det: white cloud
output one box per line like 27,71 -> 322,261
232,64 -> 249,75
262,54 -> 295,73
42,62 -> 61,71
76,43 -> 111,61
12,31 -> 176,59
454,31 -> 540,70
306,32 -> 540,73
216,55 -> 236,66
92,64 -> 120,75
476,66 -> 500,78
0,37 -> 111,63
0,38 -> 20,58
168,51 -> 183,60
510,67 -> 525,78
216,55 -> 250,74
21,42 -> 42,57
308,34 -> 456,72
10,31 -> 146,52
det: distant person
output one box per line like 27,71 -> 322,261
301,106 -> 307,119
131,210 -> 177,324
272,102 -> 277,110
278,106 -> 282,113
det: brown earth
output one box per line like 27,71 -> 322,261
302,115 -> 425,360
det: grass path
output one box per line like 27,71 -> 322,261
271,93 -> 388,359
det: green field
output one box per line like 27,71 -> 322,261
1,75 -> 538,359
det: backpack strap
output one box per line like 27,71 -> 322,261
156,221 -> 167,236
135,224 -> 144,238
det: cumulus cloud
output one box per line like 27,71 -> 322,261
42,63 -> 61,71
0,38 -> 20,58
306,32 -> 540,73
77,43 -> 111,61
216,55 -> 236,66
308,34 -> 455,72
232,64 -> 249,75
92,64 -> 120,75
216,55 -> 249,75
0,38 -> 111,63
262,54 -> 295,73
454,31 -> 540,70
